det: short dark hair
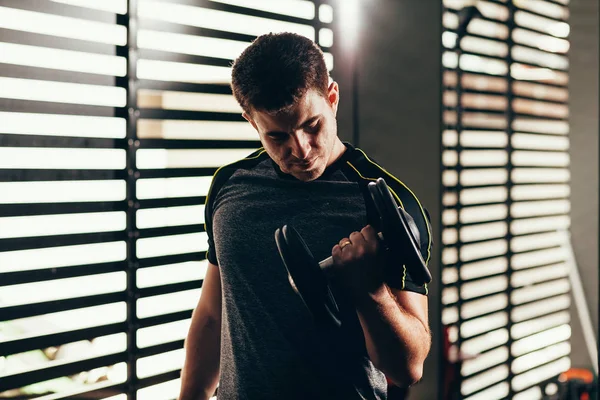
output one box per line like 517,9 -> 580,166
231,32 -> 329,114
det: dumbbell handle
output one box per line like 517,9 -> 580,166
318,232 -> 385,271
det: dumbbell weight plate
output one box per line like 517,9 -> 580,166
274,225 -> 342,329
367,178 -> 432,286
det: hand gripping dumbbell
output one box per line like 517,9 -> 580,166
274,177 -> 432,329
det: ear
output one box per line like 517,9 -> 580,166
242,111 -> 259,132
327,80 -> 340,116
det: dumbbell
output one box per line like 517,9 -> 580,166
274,177 -> 431,329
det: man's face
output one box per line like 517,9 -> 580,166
244,83 -> 340,182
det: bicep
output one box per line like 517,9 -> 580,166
389,287 -> 429,333
195,262 -> 222,320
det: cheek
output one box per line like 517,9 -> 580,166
321,121 -> 336,145
266,142 -> 289,160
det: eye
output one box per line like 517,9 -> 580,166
305,120 -> 321,133
267,132 -> 287,141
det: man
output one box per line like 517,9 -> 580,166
179,32 -> 431,400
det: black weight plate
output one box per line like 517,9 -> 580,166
275,225 -> 341,329
368,178 -> 432,286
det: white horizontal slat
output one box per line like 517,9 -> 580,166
136,232 -> 209,259
0,6 -> 127,44
461,257 -> 508,280
511,311 -> 570,340
138,1 -> 315,39
512,342 -> 570,374
0,212 -> 126,239
0,112 -> 126,138
137,378 -> 182,400
137,319 -> 192,348
0,148 -> 126,169
0,272 -> 126,307
511,279 -> 570,305
0,180 -> 126,204
511,184 -> 570,200
0,42 -> 126,76
138,90 -> 241,113
136,176 -> 213,200
137,348 -> 184,379
0,303 -> 126,341
138,29 -> 247,60
211,0 -> 315,19
464,382 -> 510,400
511,357 -> 571,392
0,333 -> 127,379
515,11 -> 570,38
461,312 -> 509,338
462,293 -> 508,320
136,260 -> 208,288
137,120 -> 258,140
512,325 -> 571,358
512,247 -> 568,270
461,239 -> 508,262
511,295 -> 570,323
0,241 -> 126,273
136,289 -> 201,318
462,365 -> 509,396
49,0 -> 127,14
136,149 -> 258,169
136,205 -> 205,229
137,59 -> 232,84
461,187 -> 509,205
460,205 -> 508,224
462,347 -> 509,377
462,329 -> 510,359
461,222 -> 508,242
461,276 -> 508,300
511,262 -> 568,287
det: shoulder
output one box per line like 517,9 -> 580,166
345,147 -> 426,210
205,148 -> 269,209
345,146 -> 433,266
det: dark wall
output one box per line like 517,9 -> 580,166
332,1 -> 443,398
568,0 -> 599,370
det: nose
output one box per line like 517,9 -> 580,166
291,132 -> 312,160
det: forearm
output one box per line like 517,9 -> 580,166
355,286 -> 431,387
179,315 -> 221,400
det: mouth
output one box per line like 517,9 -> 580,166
293,157 -> 317,169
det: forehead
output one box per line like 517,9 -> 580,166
252,90 -> 325,131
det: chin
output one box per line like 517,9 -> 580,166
292,166 -> 325,182
293,173 -> 319,182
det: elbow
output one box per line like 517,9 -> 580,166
406,363 -> 424,385
384,362 -> 424,388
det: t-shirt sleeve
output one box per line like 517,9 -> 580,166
204,197 -> 218,265
204,174 -> 222,266
384,179 -> 433,296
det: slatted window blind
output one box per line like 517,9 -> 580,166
0,1 -> 333,398
441,0 -> 571,399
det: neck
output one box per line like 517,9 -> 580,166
326,138 -> 347,168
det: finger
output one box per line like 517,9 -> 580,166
338,237 -> 352,251
361,225 -> 378,241
349,231 -> 366,246
331,244 -> 343,266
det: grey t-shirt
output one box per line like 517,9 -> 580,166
204,143 -> 431,399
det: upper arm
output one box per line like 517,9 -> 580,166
383,179 -> 433,295
389,288 -> 429,335
374,174 -> 432,267
196,262 -> 222,320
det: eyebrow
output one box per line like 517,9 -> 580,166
300,114 -> 322,127
265,114 -> 322,137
